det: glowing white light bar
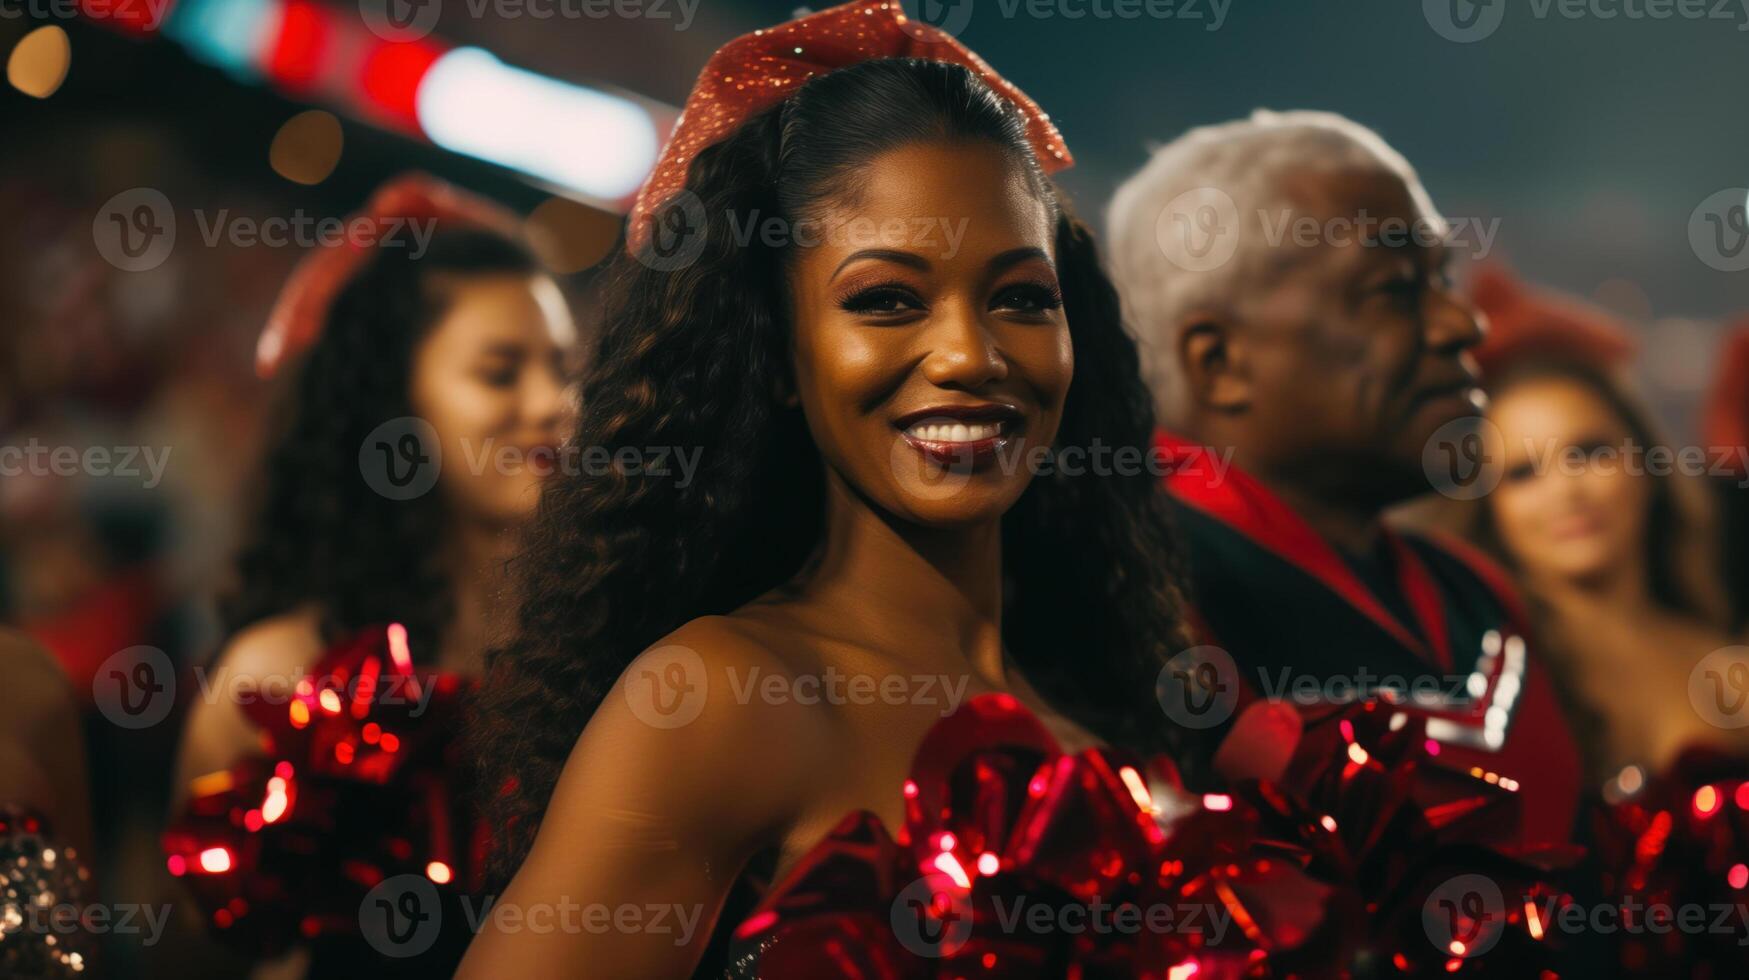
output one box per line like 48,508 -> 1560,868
416,47 -> 660,202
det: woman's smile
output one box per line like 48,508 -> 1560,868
894,402 -> 1024,465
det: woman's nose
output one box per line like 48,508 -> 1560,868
920,305 -> 1007,390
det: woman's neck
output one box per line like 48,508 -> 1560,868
800,474 -> 1007,689
1529,559 -> 1652,625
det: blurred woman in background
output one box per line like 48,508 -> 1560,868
1429,265 -> 1737,785
164,174 -> 576,978
1432,266 -> 1749,975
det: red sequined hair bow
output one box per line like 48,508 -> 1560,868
626,0 -> 1073,253
1469,261 -> 1637,380
255,172 -> 521,379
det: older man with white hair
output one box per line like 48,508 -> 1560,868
1108,111 -> 1580,848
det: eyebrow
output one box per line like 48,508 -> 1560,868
828,245 -> 1055,283
989,246 -> 1054,274
477,342 -> 528,360
831,249 -> 930,282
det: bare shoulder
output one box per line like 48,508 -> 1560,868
573,612 -> 835,778
546,614 -> 836,845
214,607 -> 326,683
0,629 -> 72,708
0,629 -> 77,740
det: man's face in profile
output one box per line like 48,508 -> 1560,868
1231,168 -> 1484,497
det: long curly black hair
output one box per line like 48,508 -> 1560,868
222,228 -> 539,660
474,59 -> 1193,881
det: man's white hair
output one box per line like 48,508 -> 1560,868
1104,110 -> 1436,425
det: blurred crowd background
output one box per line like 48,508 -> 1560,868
0,0 -> 1744,974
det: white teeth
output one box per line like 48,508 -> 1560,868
906,420 -> 1004,442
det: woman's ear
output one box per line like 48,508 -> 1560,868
1180,313 -> 1252,415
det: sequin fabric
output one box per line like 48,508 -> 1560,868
0,807 -> 94,978
626,0 -> 1072,253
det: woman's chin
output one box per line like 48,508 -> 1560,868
889,481 -> 1029,528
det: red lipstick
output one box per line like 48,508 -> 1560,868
894,403 -> 1022,466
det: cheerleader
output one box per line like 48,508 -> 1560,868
462,4 -> 1199,974
166,174 -> 576,977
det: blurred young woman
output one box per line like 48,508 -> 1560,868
1440,266 -> 1737,785
1428,267 -> 1749,975
166,174 -> 576,977
462,5 -> 1193,975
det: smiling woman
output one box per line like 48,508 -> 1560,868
164,175 -> 578,978
462,3 -> 1195,976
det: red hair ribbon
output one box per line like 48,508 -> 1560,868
255,172 -> 522,379
625,0 -> 1073,253
1702,318 -> 1749,472
1468,262 -> 1637,380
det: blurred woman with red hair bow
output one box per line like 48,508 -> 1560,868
1409,265 -> 1749,974
1421,263 -> 1733,782
164,174 -> 578,977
